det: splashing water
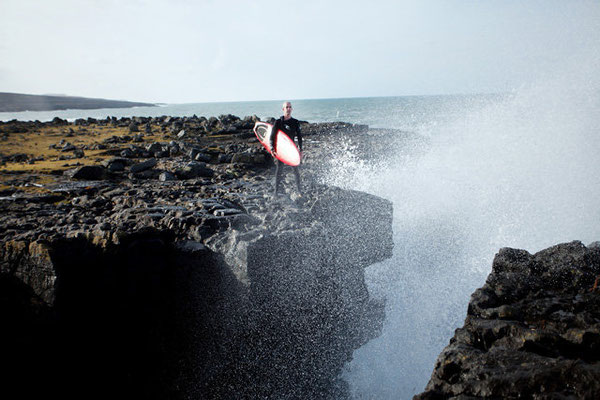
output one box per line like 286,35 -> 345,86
325,51 -> 600,398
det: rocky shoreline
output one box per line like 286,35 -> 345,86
3,113 -> 598,399
0,115 -> 399,399
414,240 -> 600,399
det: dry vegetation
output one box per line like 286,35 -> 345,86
0,122 -> 164,194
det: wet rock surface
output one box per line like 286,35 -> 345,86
0,115 -> 402,399
415,241 -> 600,400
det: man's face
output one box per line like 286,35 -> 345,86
283,102 -> 292,118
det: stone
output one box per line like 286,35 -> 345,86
194,152 -> 212,163
130,158 -> 157,173
146,142 -> 162,153
102,157 -> 127,172
159,171 -> 176,181
129,122 -> 139,132
65,165 -> 106,180
415,241 -> 600,399
231,152 -> 266,165
61,143 -> 76,152
73,149 -> 85,158
120,148 -> 135,158
175,162 -> 214,179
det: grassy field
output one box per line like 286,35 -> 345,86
0,123 -> 164,193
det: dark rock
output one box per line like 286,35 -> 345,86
159,171 -> 177,181
73,149 -> 85,158
175,162 -> 214,179
218,154 -> 233,163
120,148 -> 135,158
415,241 -> 600,400
102,157 -> 128,172
51,117 -> 68,125
130,158 -> 157,174
61,143 -> 76,152
231,152 -> 266,165
65,165 -> 106,180
129,122 -> 139,132
146,142 -> 162,153
131,169 -> 159,180
194,152 -> 212,163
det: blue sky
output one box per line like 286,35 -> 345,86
1,0 -> 598,103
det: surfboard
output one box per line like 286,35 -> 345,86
253,121 -> 301,166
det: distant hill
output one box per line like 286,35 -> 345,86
0,92 -> 156,112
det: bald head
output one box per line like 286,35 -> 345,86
282,101 -> 293,119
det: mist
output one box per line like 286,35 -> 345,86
330,44 -> 600,398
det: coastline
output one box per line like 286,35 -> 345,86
0,114 -> 394,398
0,92 -> 156,113
2,111 -> 598,398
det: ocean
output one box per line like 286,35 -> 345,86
0,94 -> 501,133
2,84 -> 599,398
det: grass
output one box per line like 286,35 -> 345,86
0,123 -> 165,192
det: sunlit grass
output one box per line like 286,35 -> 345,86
0,122 -> 163,191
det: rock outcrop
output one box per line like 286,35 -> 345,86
0,116 -> 398,399
415,240 -> 600,399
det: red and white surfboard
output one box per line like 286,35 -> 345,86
253,121 -> 301,166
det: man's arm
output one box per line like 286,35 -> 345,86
269,119 -> 280,154
296,121 -> 303,152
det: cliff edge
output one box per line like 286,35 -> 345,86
415,240 -> 600,399
0,116 -> 398,399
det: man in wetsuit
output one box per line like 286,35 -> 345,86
270,101 -> 303,195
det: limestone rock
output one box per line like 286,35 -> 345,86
415,241 -> 600,399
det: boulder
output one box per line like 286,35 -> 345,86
65,165 -> 106,180
415,241 -> 600,399
146,142 -> 163,154
130,158 -> 157,174
102,157 -> 128,172
175,162 -> 214,179
129,122 -> 139,132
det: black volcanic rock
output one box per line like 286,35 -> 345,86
415,241 -> 600,400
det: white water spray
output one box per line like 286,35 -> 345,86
328,49 -> 600,398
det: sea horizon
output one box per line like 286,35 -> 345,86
0,92 -> 507,132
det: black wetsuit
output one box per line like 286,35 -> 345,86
270,116 -> 302,194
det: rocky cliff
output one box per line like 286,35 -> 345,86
0,116 -> 396,399
415,240 -> 600,399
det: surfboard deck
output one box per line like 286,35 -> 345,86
253,121 -> 301,166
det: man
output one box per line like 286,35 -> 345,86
269,101 -> 303,195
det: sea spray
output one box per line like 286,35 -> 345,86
332,52 -> 600,398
